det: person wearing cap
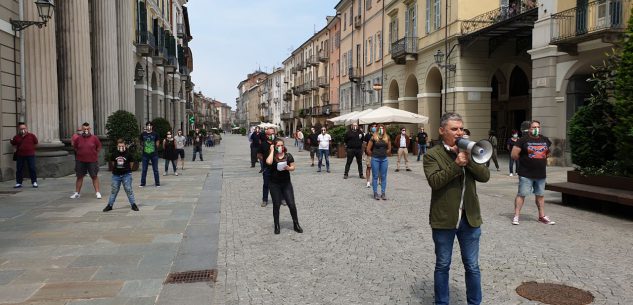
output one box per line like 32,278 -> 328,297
139,121 -> 161,187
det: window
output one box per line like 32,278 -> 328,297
376,31 -> 382,60
426,0 -> 431,33
350,7 -> 353,25
331,63 -> 335,79
368,36 -> 373,64
358,0 -> 362,15
342,54 -> 347,76
405,2 -> 417,37
366,0 -> 372,10
336,59 -> 340,76
364,39 -> 368,65
434,0 -> 441,30
389,17 -> 398,45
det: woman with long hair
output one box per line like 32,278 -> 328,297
163,130 -> 179,176
266,138 -> 303,234
365,124 -> 392,200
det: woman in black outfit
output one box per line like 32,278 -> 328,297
163,131 -> 179,176
266,138 -> 303,234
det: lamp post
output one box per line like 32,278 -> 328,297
10,0 -> 55,31
434,49 -> 457,114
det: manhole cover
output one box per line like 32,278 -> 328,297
516,281 -> 594,305
164,269 -> 217,284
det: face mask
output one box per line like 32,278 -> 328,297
532,128 -> 539,137
82,131 -> 90,137
146,127 -> 152,132
20,129 -> 26,135
401,131 -> 406,135
371,127 -> 377,133
268,135 -> 275,141
352,126 -> 357,130
512,134 -> 518,138
167,135 -> 172,139
117,147 -> 125,152
322,130 -> 326,134
378,128 -> 384,135
275,146 -> 283,153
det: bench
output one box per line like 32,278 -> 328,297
545,171 -> 633,207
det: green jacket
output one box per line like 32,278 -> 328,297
423,145 -> 490,229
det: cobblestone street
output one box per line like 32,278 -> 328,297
214,134 -> 633,305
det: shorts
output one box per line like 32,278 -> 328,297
310,146 -> 318,158
365,156 -> 372,168
75,160 -> 99,177
176,149 -> 185,158
517,176 -> 546,197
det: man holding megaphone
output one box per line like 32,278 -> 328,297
423,113 -> 490,305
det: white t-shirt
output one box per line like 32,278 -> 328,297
317,133 -> 331,150
297,131 -> 304,140
400,135 -> 407,148
175,135 -> 186,149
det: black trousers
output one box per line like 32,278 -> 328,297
250,147 -> 259,166
344,147 -> 363,176
269,181 -> 299,226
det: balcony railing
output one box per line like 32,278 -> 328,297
348,67 -> 362,81
391,36 -> 418,64
318,76 -> 330,88
310,80 -> 319,90
551,0 -> 628,44
165,55 -> 177,73
318,49 -> 329,62
283,91 -> 292,101
281,112 -> 293,120
322,104 -> 340,116
136,30 -> 156,56
308,55 -> 319,66
461,0 -> 539,36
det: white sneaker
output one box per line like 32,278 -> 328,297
509,173 -> 513,177
32,182 -> 38,188
70,192 -> 80,199
175,172 -> 179,176
163,172 -> 168,176
366,181 -> 371,188
96,192 -> 102,199
512,216 -> 519,225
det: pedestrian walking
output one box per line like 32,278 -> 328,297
416,127 -> 428,161
343,123 -> 364,179
257,127 -> 276,207
103,139 -> 139,212
506,130 -> 519,176
250,126 -> 262,167
365,124 -> 392,200
265,138 -> 303,234
163,131 -> 179,176
486,130 -> 500,171
511,120 -> 555,225
423,112 -> 490,305
394,127 -> 412,172
175,129 -> 186,170
192,128 -> 204,161
317,127 -> 332,173
307,127 -> 319,167
71,122 -> 102,199
139,121 -> 161,187
293,130 -> 298,147
363,123 -> 377,188
10,122 -> 38,188
296,128 -> 304,152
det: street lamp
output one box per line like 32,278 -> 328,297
10,0 -> 55,32
434,49 -> 456,72
134,64 -> 145,82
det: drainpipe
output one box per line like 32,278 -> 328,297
380,0 -> 384,106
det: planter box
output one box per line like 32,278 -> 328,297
567,170 -> 633,191
336,143 -> 346,158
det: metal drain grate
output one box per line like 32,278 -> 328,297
516,281 -> 594,305
164,269 -> 217,284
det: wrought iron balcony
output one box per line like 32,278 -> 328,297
318,49 -> 329,62
293,86 -> 301,96
136,30 -> 156,56
348,67 -> 362,81
310,80 -> 319,90
321,93 -> 330,103
550,0 -> 629,46
308,55 -> 320,66
322,103 -> 339,116
461,1 -> 538,36
318,76 -> 330,88
165,55 -> 177,74
391,36 -> 418,64
311,106 -> 323,116
283,91 -> 292,101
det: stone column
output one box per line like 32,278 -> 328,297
91,0 -> 119,136
56,0 -> 93,139
116,0 -> 135,112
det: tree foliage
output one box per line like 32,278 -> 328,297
614,9 -> 633,176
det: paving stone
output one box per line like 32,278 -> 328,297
117,279 -> 163,298
29,281 -> 123,301
0,283 -> 44,304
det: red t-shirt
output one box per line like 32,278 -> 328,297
11,133 -> 38,157
73,135 -> 102,163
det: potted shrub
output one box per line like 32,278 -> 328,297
105,110 -> 140,171
328,125 -> 347,158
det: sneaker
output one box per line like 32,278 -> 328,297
14,184 -> 22,188
175,172 -> 179,176
512,216 -> 519,225
509,173 -> 514,177
381,193 -> 387,200
130,204 -> 139,211
326,169 -> 330,173
32,182 -> 38,188
102,205 -> 112,212
96,192 -> 102,199
496,168 -> 500,171
261,201 -> 268,207
359,175 -> 364,179
395,169 -> 400,172
374,192 -> 380,200
155,185 -> 160,188
317,169 -> 322,172
311,163 -> 314,167
163,172 -> 168,176
405,168 -> 412,172
538,216 -> 556,225
138,185 -> 145,188
344,174 -> 348,179
70,192 -> 80,199
366,181 -> 371,188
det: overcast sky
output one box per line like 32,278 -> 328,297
187,0 -> 339,109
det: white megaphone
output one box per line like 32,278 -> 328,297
456,136 -> 493,164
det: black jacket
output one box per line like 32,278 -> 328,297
344,129 -> 364,149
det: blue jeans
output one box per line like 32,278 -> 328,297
371,156 -> 388,194
15,155 -> 37,184
318,149 -> 329,170
262,166 -> 271,202
417,144 -> 427,161
518,176 -> 546,197
107,172 -> 136,206
141,154 -> 160,186
432,216 -> 482,305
